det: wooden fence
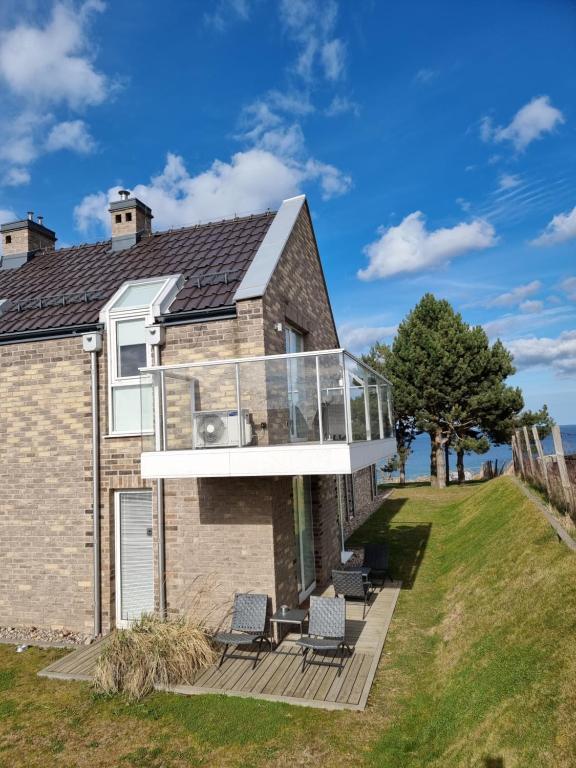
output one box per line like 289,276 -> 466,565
512,426 -> 576,518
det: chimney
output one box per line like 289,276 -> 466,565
109,190 -> 153,252
0,212 -> 57,270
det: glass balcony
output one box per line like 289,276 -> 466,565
139,349 -> 395,478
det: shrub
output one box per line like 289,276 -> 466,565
94,614 -> 217,701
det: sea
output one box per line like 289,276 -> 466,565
382,425 -> 576,481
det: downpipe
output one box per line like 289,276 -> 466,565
152,344 -> 167,618
83,332 -> 103,638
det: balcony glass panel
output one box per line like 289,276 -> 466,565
318,353 -> 346,442
142,349 -> 393,452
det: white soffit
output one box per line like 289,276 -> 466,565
233,194 -> 306,302
140,438 -> 397,479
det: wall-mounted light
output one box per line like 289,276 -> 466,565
274,322 -> 283,332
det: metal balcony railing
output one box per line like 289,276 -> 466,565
139,349 -> 394,453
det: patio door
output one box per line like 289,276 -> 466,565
115,490 -> 154,628
285,325 -> 306,441
293,476 -> 316,602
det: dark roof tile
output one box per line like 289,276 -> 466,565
0,212 -> 274,337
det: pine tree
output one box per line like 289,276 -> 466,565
376,294 -> 525,488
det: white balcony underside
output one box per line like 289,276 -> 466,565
140,438 -> 397,479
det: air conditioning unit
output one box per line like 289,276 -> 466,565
192,409 -> 253,448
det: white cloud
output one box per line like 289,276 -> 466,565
483,306 -> 573,338
506,330 -> 576,376
481,96 -> 565,152
456,197 -> 471,212
304,158 -> 351,199
498,173 -> 521,190
321,39 -> 346,81
3,166 -> 30,186
479,116 -> 494,143
530,205 -> 576,246
0,208 -> 17,225
414,68 -> 438,84
486,280 -> 542,308
0,1 -> 111,182
0,110 -> 49,166
561,277 -> 576,301
325,95 -> 359,117
279,0 -> 345,83
339,324 -> 397,352
358,212 -> 497,281
45,119 -> 95,154
234,1 -> 352,201
519,299 -> 544,314
0,1 -> 109,108
204,0 -> 256,30
74,149 -> 349,234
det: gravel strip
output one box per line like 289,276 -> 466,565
0,626 -> 93,648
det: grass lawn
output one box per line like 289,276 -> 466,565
1,477 -> 576,767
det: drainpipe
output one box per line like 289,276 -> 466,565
150,338 -> 166,618
83,331 -> 103,637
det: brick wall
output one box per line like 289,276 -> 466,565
263,204 -> 339,354
0,336 -> 93,633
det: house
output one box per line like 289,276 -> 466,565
0,193 -> 396,636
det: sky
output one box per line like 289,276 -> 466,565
0,0 -> 575,422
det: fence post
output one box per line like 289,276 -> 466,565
522,426 -> 536,478
552,425 -> 573,511
531,426 -> 550,495
512,432 -> 525,478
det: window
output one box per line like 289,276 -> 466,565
117,319 -> 147,377
5,235 -> 11,244
115,214 -> 122,224
101,275 -> 182,436
109,315 -> 153,435
125,212 -> 133,222
285,324 -> 304,354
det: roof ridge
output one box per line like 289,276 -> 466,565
30,208 -> 277,257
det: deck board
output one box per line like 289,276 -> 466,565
39,582 -> 400,710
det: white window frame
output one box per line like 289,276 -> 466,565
100,275 -> 182,437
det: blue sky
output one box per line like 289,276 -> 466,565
1,0 -> 575,421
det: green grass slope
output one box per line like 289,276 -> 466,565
348,477 -> 576,768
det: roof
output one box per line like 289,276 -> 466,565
0,211 -> 275,339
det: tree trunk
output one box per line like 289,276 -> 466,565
430,429 -> 447,489
399,458 -> 406,486
430,435 -> 438,487
445,444 -> 450,486
457,448 -> 465,484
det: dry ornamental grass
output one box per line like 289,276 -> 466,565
93,614 -> 217,701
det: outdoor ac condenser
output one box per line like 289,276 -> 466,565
192,409 -> 253,448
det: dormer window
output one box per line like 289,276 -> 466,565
100,275 -> 182,436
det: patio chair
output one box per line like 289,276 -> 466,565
214,593 -> 272,669
332,569 -> 374,619
362,542 -> 391,585
295,596 -> 352,675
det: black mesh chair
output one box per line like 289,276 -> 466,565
332,569 -> 374,619
362,542 -> 391,585
215,593 -> 272,669
295,596 -> 352,675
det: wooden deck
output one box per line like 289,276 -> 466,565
39,582 -> 400,710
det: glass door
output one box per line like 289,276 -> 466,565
293,476 -> 316,602
285,326 -> 306,441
